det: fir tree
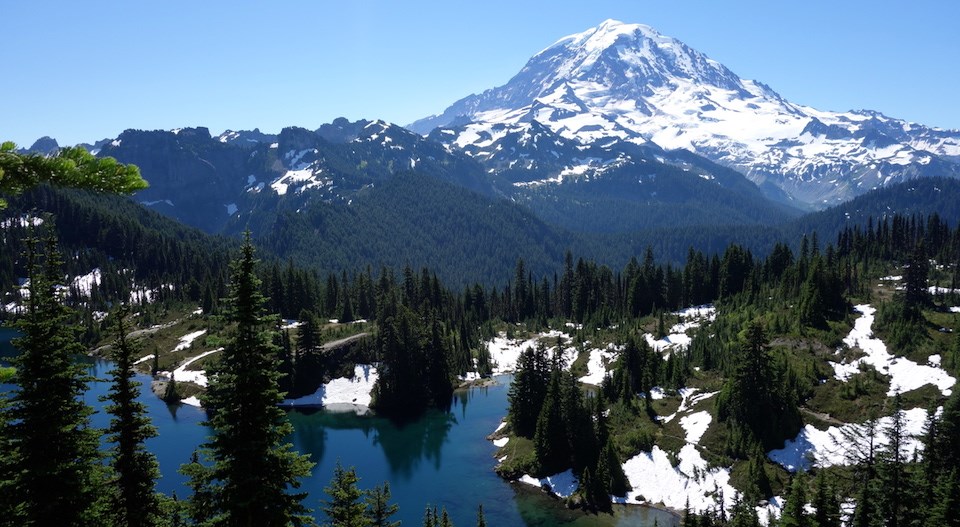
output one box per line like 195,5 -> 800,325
780,472 -> 809,527
533,368 -> 569,475
929,469 -> 960,527
321,462 -> 369,527
476,504 -> 486,527
101,304 -> 163,527
364,482 -> 400,527
0,141 -> 147,209
9,232 -> 103,527
811,470 -> 841,527
188,233 -> 314,526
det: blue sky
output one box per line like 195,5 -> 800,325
5,1 -> 959,146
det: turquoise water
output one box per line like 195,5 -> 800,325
0,327 -> 677,526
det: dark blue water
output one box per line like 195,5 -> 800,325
0,327 -> 677,527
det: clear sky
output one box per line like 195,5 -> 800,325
4,1 -> 959,147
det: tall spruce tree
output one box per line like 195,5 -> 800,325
321,462 -> 369,527
0,390 -> 16,522
101,304 -> 163,527
9,231 -> 103,527
364,482 -> 400,527
189,233 -> 314,526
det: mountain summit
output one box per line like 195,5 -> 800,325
410,19 -> 960,206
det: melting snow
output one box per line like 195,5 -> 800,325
484,330 -> 574,374
578,345 -> 619,385
680,411 -> 712,444
283,364 -> 378,408
769,407 -> 930,471
163,348 -> 223,388
832,304 -> 955,396
71,269 -> 101,297
173,330 -> 207,352
518,470 -> 578,497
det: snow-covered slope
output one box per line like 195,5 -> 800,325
410,19 -> 960,207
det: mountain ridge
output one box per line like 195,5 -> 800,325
409,19 -> 960,207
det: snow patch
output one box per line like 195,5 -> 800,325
578,345 -> 618,385
680,411 -> 712,444
769,407 -> 930,471
173,330 -> 207,352
832,304 -> 955,396
283,364 -> 378,408
517,470 -> 578,497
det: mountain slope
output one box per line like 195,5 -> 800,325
411,19 -> 960,207
95,121 -> 496,233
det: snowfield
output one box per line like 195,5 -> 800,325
283,364 -> 379,408
518,470 -> 579,497
484,330 -> 574,374
769,407 -> 931,471
173,330 -> 207,352
644,305 -> 715,356
578,344 -> 619,385
832,304 -> 955,396
164,348 -> 223,388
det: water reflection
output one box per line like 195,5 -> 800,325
0,328 -> 679,527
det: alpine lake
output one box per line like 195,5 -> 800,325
0,327 -> 678,527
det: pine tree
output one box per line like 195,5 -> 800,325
929,469 -> 960,527
507,343 -> 549,438
780,472 -> 809,527
0,141 -> 147,209
811,470 -> 841,527
188,233 -> 314,526
364,482 -> 400,527
180,451 -> 215,526
878,393 -> 908,527
439,508 -> 453,527
101,304 -> 163,527
422,506 -> 436,527
0,391 -> 16,521
476,504 -> 486,527
321,462 -> 369,527
533,368 -> 569,476
9,232 -> 104,527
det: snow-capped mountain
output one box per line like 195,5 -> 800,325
93,120 -> 493,232
410,19 -> 960,207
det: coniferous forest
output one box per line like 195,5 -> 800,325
3,141 -> 960,527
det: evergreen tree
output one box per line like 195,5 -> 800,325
180,451 -> 215,526
0,141 -> 147,209
901,241 -> 930,317
533,368 -> 569,475
476,504 -> 486,527
101,304 -> 163,527
0,391 -> 16,522
507,343 -> 549,438
439,508 -> 453,527
811,470 -> 841,527
321,462 -> 369,527
929,469 -> 960,527
878,393 -> 908,527
364,482 -> 400,527
189,234 -> 314,526
422,506 -> 436,527
727,493 -> 760,527
9,232 -> 103,527
716,320 -> 799,455
780,472 -> 809,527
